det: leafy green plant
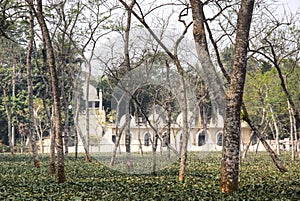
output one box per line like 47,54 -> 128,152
0,152 -> 299,200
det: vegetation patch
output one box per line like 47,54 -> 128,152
0,152 -> 299,200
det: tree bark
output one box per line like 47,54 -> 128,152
152,131 -> 158,175
3,86 -> 14,156
32,0 -> 66,183
189,0 -> 226,115
74,87 -> 91,162
220,0 -> 255,193
110,98 -> 125,166
110,126 -> 123,167
85,64 -> 91,154
270,106 -> 280,155
62,77 -> 69,157
123,0 -> 135,172
288,101 -> 295,160
26,5 -> 40,167
189,0 -> 287,181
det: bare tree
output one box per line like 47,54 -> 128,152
119,0 -> 191,181
28,0 -> 66,183
25,3 -> 39,167
219,0 -> 255,192
189,1 -> 288,193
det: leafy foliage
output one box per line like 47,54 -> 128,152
0,152 -> 299,200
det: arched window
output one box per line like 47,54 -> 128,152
216,131 -> 223,146
144,133 -> 150,146
198,130 -> 206,146
112,135 -> 116,144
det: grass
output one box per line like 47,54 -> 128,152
0,151 -> 299,200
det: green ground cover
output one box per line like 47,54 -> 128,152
0,152 -> 299,200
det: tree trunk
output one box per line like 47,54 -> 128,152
50,120 -> 56,175
293,115 -> 299,158
74,87 -> 90,162
220,0 -> 255,193
26,6 -> 40,167
85,64 -> 91,154
119,0 -> 192,182
123,0 -> 135,172
152,132 -> 158,175
288,101 -> 295,160
125,103 -> 133,171
33,0 -> 65,183
3,86 -> 14,156
178,85 -> 188,182
74,126 -> 78,160
271,46 -> 300,139
242,105 -> 288,173
73,74 -> 80,160
166,60 -> 171,160
39,52 -> 55,172
270,106 -> 280,155
242,96 -> 266,159
189,0 -> 287,180
242,131 -> 254,159
62,81 -> 69,157
110,102 -> 124,166
189,0 -> 226,115
138,122 -> 143,156
110,128 -> 122,167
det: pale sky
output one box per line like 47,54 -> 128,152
280,0 -> 300,13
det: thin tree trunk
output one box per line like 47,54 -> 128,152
123,0 -> 135,172
85,67 -> 91,154
39,56 -> 55,171
189,0 -> 226,115
270,106 -> 280,155
110,101 -> 124,166
110,124 -> 125,167
12,65 -> 15,150
243,97 -> 266,159
74,126 -> 78,160
49,120 -> 56,174
293,115 -> 299,158
125,104 -> 132,171
74,88 -> 90,162
73,73 -> 80,160
138,122 -> 143,156
119,0 -> 190,181
152,132 -> 158,175
3,86 -> 14,156
242,105 -> 288,173
75,124 -> 91,162
255,140 -> 260,153
36,124 -> 43,154
242,131 -> 254,159
26,6 -> 40,167
62,81 -> 69,157
109,89 -> 128,165
166,60 -> 171,160
33,0 -> 65,183
288,101 -> 295,160
270,45 -> 300,138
